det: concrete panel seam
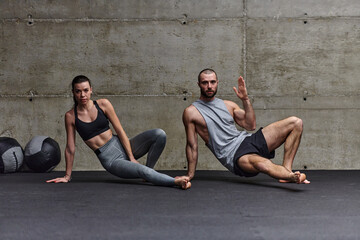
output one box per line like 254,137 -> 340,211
247,16 -> 360,21
3,16 -> 359,22
0,94 -> 71,98
2,94 -> 359,98
243,0 -> 248,79
1,17 -> 246,23
0,94 -> 190,98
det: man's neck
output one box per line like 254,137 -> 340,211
199,96 -> 216,102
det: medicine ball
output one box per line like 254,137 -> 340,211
0,137 -> 24,173
24,136 -> 61,173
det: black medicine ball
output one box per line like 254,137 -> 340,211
24,136 -> 61,173
0,137 -> 24,173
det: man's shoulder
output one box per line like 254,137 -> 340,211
223,99 -> 239,109
183,104 -> 198,115
223,99 -> 236,105
183,104 -> 202,122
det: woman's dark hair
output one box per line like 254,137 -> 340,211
72,75 -> 91,104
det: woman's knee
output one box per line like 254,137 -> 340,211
153,128 -> 166,144
138,166 -> 154,179
108,160 -> 143,179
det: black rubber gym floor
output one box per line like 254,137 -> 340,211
1,170 -> 360,240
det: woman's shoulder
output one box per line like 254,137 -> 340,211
65,108 -> 75,119
64,108 -> 75,125
96,98 -> 112,108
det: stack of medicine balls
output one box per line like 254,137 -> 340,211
0,136 -> 61,174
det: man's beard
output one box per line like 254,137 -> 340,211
201,88 -> 217,99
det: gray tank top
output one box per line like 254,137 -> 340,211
192,98 -> 251,173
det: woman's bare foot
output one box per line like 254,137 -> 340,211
175,176 -> 191,190
279,172 -> 310,184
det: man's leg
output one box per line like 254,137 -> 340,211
238,154 -> 305,183
261,116 -> 303,171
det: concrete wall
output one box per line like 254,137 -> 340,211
0,0 -> 359,171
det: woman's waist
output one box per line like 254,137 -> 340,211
84,129 -> 113,151
94,134 -> 124,157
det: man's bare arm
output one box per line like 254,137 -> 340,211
232,76 -> 256,130
183,107 -> 198,180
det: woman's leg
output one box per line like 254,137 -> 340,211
108,160 -> 190,189
108,159 -> 175,186
129,129 -> 166,168
98,135 -> 190,189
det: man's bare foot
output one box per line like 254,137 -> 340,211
175,176 -> 191,190
279,172 -> 310,184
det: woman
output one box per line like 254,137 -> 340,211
47,75 -> 191,189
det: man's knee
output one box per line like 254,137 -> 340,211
238,156 -> 254,172
252,160 -> 271,174
238,155 -> 267,174
288,116 -> 303,132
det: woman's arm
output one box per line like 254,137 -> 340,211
47,110 -> 76,183
99,99 -> 139,164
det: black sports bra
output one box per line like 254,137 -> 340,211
74,100 -> 110,141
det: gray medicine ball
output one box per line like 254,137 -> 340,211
0,137 -> 24,173
24,136 -> 61,173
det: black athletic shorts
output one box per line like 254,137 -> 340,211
233,127 -> 275,177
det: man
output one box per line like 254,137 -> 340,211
181,68 -> 309,184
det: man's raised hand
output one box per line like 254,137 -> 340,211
233,76 -> 249,100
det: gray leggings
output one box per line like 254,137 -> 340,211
96,129 -> 175,186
